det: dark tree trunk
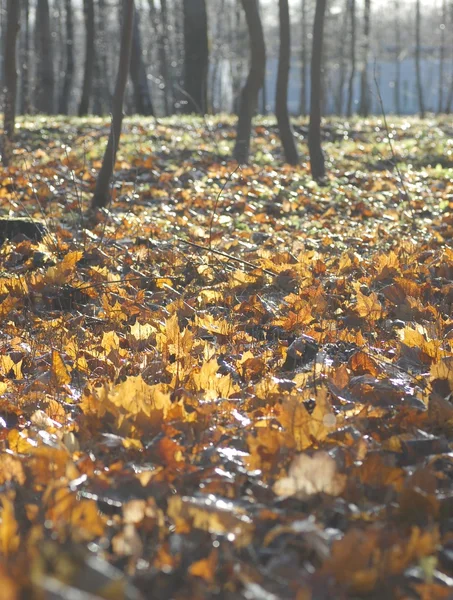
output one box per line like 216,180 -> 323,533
438,0 -> 446,114
445,0 -> 453,113
19,0 -> 30,114
276,0 -> 299,165
149,0 -> 172,115
415,0 -> 425,118
182,0 -> 209,113
130,6 -> 154,115
59,0 -> 74,114
1,0 -> 20,166
35,0 -> 54,113
93,0 -> 111,115
308,0 -> 327,181
79,0 -> 95,116
299,0 -> 307,115
358,0 -> 371,116
346,0 -> 356,117
233,0 -> 266,164
394,0 -> 401,114
160,0 -> 172,115
91,0 -> 135,210
334,0 -> 349,115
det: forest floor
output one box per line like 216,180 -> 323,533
0,114 -> 453,599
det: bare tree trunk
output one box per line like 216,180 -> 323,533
358,0 -> 371,116
276,0 -> 299,165
233,0 -> 265,164
438,0 -> 446,114
59,0 -> 74,114
415,0 -> 425,118
1,0 -> 20,166
20,0 -> 30,114
79,0 -> 95,116
182,0 -> 209,113
130,6 -> 154,115
93,0 -> 111,115
394,0 -> 401,114
444,0 -> 453,113
346,0 -> 356,117
308,0 -> 327,181
91,0 -> 135,211
334,1 -> 349,115
35,0 -> 54,113
299,0 -> 307,115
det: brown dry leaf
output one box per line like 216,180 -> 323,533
278,388 -> 336,450
324,528 -> 379,593
0,455 -> 25,486
189,549 -> 218,583
355,290 -> 383,321
106,376 -> 171,423
0,564 -> 18,600
190,358 -> 238,400
348,351 -> 379,377
273,451 -> 345,498
44,487 -> 104,541
50,350 -> 71,386
45,250 -> 83,285
356,454 -> 405,492
0,355 -> 23,380
428,393 -> 453,434
246,427 -> 287,472
0,495 -> 20,557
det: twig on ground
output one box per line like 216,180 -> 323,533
176,236 -> 276,277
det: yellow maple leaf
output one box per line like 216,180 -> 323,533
355,290 -> 383,321
51,350 -> 71,386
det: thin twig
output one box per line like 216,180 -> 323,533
373,62 -> 415,225
208,164 -> 241,253
176,236 -> 276,277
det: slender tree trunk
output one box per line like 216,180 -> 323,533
335,1 -> 349,115
182,0 -> 209,113
59,0 -> 74,114
149,0 -> 171,115
394,0 -> 401,114
1,0 -> 20,166
79,0 -> 95,115
233,0 -> 266,164
35,0 -> 54,113
358,0 -> 371,116
20,0 -> 30,114
91,0 -> 135,210
308,0 -> 327,181
299,0 -> 307,115
438,0 -> 446,114
415,0 -> 425,118
445,0 -> 453,113
346,0 -> 356,117
94,0 -> 111,115
130,6 -> 154,115
258,0 -> 267,114
276,0 -> 299,165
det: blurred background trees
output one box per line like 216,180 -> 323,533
0,0 -> 450,119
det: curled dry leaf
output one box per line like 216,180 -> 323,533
273,451 -> 346,498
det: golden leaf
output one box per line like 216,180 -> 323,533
0,496 -> 20,557
355,290 -> 383,321
51,350 -> 71,386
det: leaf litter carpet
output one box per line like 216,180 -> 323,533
0,115 -> 452,599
